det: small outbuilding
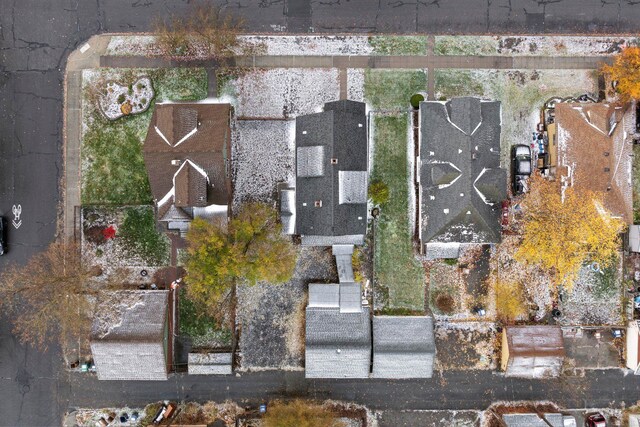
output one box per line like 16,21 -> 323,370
305,281 -> 370,378
372,316 -> 436,378
90,290 -> 171,381
501,325 -> 565,378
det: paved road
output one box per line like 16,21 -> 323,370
5,0 -> 640,426
67,368 -> 640,411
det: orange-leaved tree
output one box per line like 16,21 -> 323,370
185,202 -> 297,307
515,174 -> 624,291
601,46 -> 640,101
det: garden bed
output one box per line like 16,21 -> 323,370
81,206 -> 170,276
81,67 -> 208,205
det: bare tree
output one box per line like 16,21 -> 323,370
0,240 -> 107,350
154,2 -> 247,60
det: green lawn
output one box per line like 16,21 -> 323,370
371,114 -> 425,311
369,36 -> 428,55
118,206 -> 170,266
364,69 -> 427,110
634,144 -> 640,223
81,68 -> 208,205
179,288 -> 232,348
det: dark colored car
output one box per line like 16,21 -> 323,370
512,144 -> 532,195
0,216 -> 6,256
585,413 -> 606,427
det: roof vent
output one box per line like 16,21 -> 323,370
171,159 -> 181,166
358,123 -> 363,128
472,153 -> 478,160
443,208 -> 450,214
607,185 -> 612,191
331,158 -> 338,165
302,130 -> 307,135
604,167 -> 610,172
604,151 -> 610,156
314,200 -> 322,208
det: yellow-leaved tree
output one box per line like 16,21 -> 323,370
515,174 -> 624,291
601,46 -> 640,101
185,202 -> 297,307
494,279 -> 528,324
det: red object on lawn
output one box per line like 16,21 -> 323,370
102,225 -> 117,240
501,200 -> 510,228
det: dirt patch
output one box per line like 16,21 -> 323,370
434,321 -> 499,370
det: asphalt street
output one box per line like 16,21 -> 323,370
5,0 -> 640,426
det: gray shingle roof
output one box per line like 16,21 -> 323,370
188,352 -> 233,375
90,290 -> 169,381
420,97 -> 506,249
372,316 -> 436,378
333,244 -> 355,283
295,100 -> 368,246
305,306 -> 371,378
503,414 -> 564,427
308,283 -> 340,308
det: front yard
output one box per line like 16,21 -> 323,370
81,68 -> 208,205
434,69 -> 596,166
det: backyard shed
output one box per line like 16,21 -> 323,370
372,316 -> 436,378
305,281 -> 370,378
90,290 -> 171,381
501,325 -> 565,378
626,320 -> 640,374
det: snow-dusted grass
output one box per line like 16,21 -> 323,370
369,35 -> 428,55
434,69 -> 596,167
232,120 -> 295,208
435,35 -> 637,56
106,34 -> 636,57
371,113 -> 425,311
347,68 -> 365,102
225,68 -> 340,118
364,69 -> 427,111
559,260 -> 624,326
81,68 -> 208,205
81,206 -> 171,276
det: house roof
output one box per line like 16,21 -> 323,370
305,306 -> 371,378
90,290 -> 169,380
420,97 -> 505,247
143,103 -> 232,215
555,102 -> 634,222
372,316 -> 436,378
295,100 -> 368,246
503,414 -> 564,427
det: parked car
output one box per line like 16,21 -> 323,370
585,413 -> 606,427
512,144 -> 532,195
0,216 -> 6,256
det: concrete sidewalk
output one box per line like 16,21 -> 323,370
62,34 -> 612,240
